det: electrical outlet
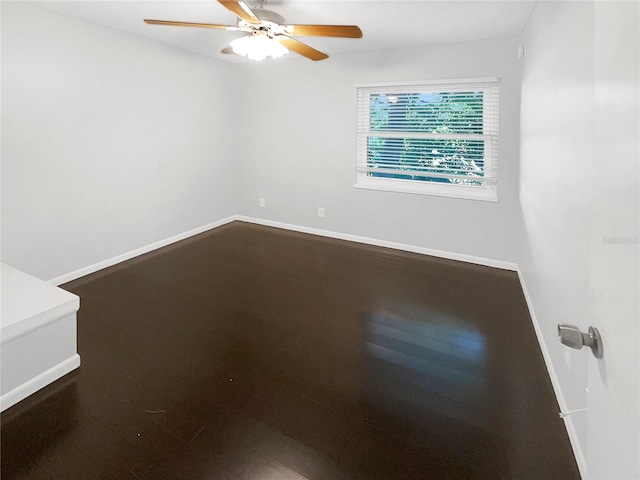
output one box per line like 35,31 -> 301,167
259,198 -> 265,208
317,207 -> 325,218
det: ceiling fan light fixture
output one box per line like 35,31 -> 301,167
229,33 -> 289,61
145,0 -> 362,61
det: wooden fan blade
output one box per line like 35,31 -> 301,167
144,19 -> 234,30
286,24 -> 362,38
217,0 -> 260,24
277,37 -> 328,61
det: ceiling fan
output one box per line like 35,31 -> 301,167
144,0 -> 363,61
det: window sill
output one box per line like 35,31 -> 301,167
354,180 -> 498,202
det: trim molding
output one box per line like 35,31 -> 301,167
0,354 -> 80,412
48,216 -> 237,286
49,215 -> 517,286
517,269 -> 587,479
236,216 -> 518,271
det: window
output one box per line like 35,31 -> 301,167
356,78 -> 500,201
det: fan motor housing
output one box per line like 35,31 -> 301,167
237,9 -> 286,37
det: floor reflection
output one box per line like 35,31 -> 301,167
363,304 -> 489,429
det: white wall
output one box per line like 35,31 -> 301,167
520,2 -> 640,478
1,2 -> 239,281
234,36 -> 523,264
519,2 -> 593,470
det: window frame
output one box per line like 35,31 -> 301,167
355,77 -> 500,202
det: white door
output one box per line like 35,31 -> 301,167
587,2 -> 639,478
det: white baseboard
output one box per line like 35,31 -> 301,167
239,216 -> 583,477
0,354 -> 81,412
517,269 -> 587,479
49,214 -> 517,285
42,215 -> 581,476
235,216 -> 518,271
48,216 -> 237,285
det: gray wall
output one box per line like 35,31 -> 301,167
235,36 -> 523,264
1,3 -> 239,280
1,4 -> 522,280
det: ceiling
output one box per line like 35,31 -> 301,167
23,0 -> 536,63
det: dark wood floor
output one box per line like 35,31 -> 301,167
1,222 -> 580,480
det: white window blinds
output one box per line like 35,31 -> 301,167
356,78 -> 500,200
